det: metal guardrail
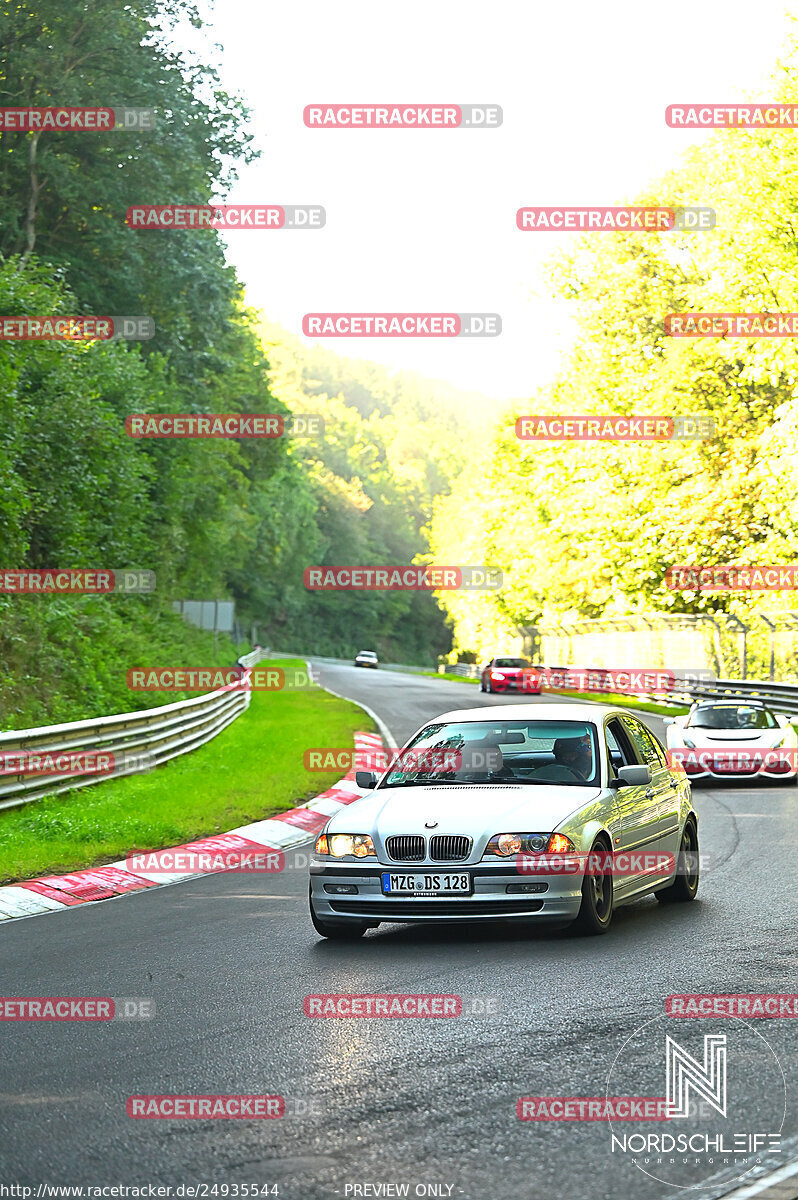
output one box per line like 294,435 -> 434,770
526,667 -> 798,717
0,648 -> 265,812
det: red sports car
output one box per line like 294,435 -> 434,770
480,657 -> 541,695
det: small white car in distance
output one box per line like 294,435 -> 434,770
354,650 -> 379,669
665,699 -> 798,784
309,704 -> 698,940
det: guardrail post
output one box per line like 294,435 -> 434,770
759,615 -> 776,681
723,614 -> 749,680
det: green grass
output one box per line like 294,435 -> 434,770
427,671 -> 480,684
0,659 -> 374,883
537,687 -> 690,717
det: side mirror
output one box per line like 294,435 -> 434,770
663,717 -> 674,726
611,764 -> 652,788
776,714 -> 791,727
355,770 -> 378,789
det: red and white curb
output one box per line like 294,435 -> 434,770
0,730 -> 384,924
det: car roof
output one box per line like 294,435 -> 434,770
428,703 -> 623,723
692,698 -> 767,707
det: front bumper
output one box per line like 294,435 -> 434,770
309,862 -> 583,923
672,747 -> 798,782
489,677 -> 541,693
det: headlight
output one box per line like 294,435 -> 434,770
772,735 -> 786,747
325,833 -> 376,858
682,735 -> 695,748
491,671 -> 505,679
485,832 -> 549,856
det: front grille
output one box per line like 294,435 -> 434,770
429,834 -> 471,861
385,835 -> 425,861
329,899 -> 545,917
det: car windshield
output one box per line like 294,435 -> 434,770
358,652 -> 377,658
379,719 -> 600,788
687,704 -> 776,730
493,658 -> 529,668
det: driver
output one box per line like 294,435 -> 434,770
550,734 -> 594,782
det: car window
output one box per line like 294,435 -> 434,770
380,719 -> 600,788
635,722 -> 668,767
620,716 -> 666,769
494,658 -> 529,668
687,704 -> 775,729
605,719 -> 636,769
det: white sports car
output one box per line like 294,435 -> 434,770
309,704 -> 699,939
665,699 -> 798,784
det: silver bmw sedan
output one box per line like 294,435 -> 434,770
308,704 -> 699,939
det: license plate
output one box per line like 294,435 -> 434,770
714,754 -> 758,772
381,872 -> 472,896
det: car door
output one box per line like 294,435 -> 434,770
632,719 -> 683,856
620,714 -> 681,858
605,716 -> 660,899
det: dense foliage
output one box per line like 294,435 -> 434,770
430,38 -> 798,656
0,0 -> 493,725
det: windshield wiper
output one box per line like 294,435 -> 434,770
380,777 -> 463,788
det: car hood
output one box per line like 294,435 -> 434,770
328,783 -> 602,844
669,726 -> 785,748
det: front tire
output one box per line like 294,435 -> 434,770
656,820 -> 699,903
309,888 -> 370,939
571,840 -> 614,935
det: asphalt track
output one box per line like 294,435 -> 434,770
1,663 -> 797,1200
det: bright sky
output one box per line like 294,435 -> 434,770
194,0 -> 793,400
